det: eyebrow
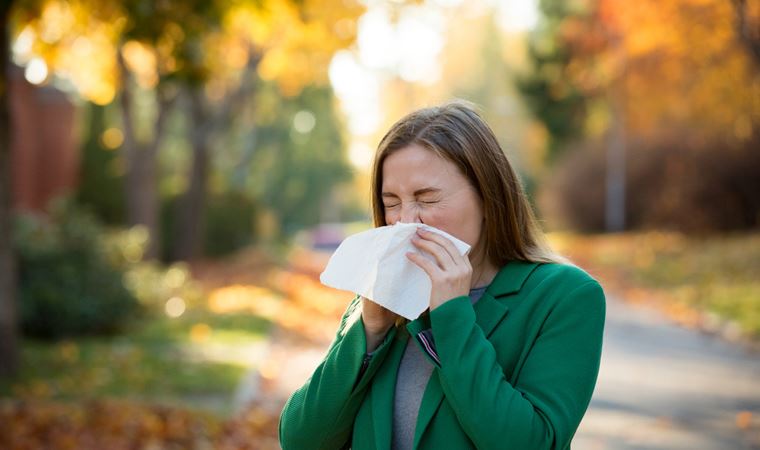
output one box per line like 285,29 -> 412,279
381,187 -> 441,198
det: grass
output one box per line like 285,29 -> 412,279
549,231 -> 760,339
0,303 -> 273,418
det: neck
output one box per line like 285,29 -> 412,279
470,259 -> 498,289
468,240 -> 498,289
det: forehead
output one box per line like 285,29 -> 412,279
381,144 -> 467,192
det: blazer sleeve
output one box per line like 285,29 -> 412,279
279,294 -> 398,450
429,280 -> 606,450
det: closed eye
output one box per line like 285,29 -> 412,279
384,201 -> 437,208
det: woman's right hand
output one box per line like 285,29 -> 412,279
361,296 -> 398,352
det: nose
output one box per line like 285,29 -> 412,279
399,203 -> 422,224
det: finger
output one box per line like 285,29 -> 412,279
411,235 -> 457,269
416,228 -> 467,266
406,251 -> 442,279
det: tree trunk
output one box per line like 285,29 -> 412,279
169,52 -> 262,261
124,141 -> 160,258
0,1 -> 20,377
732,0 -> 760,66
171,89 -> 209,261
605,35 -> 627,232
605,93 -> 626,232
118,55 -> 174,260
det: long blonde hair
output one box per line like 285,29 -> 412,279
370,100 -> 568,268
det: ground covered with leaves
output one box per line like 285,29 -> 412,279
0,244 -> 348,449
0,398 -> 281,449
550,231 -> 760,342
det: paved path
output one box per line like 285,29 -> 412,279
575,296 -> 760,449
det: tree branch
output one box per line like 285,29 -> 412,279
148,81 -> 178,159
732,0 -> 760,65
117,50 -> 138,158
207,48 -> 262,137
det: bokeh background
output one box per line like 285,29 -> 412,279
0,0 -> 759,448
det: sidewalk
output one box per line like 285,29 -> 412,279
238,268 -> 349,413
575,295 -> 760,449
206,247 -> 351,449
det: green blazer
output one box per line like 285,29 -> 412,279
279,260 -> 606,449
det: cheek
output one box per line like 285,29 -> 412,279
384,209 -> 399,225
421,208 -> 481,245
419,208 -> 457,235
419,209 -> 442,226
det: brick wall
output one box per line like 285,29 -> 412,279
9,65 -> 79,212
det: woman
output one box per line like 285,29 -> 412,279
279,101 -> 606,449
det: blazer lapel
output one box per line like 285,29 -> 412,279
371,327 -> 408,450
412,365 -> 445,449
411,259 -> 542,448
410,292 -> 509,449
486,259 -> 541,299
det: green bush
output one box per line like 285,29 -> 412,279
13,199 -> 140,339
203,191 -> 258,257
160,191 -> 258,260
101,225 -> 203,314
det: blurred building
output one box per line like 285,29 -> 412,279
9,64 -> 78,212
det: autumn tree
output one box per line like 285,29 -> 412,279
167,0 -> 363,260
11,0 -> 364,259
525,0 -> 760,231
0,0 -> 19,377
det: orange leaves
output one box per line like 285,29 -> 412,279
203,272 -> 347,345
737,411 -> 754,430
0,399 -> 222,450
216,404 -> 281,450
268,268 -> 353,344
0,245 -> 351,450
565,0 -> 760,140
208,285 -> 282,317
0,399 -> 283,449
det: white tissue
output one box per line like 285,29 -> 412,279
319,222 -> 471,320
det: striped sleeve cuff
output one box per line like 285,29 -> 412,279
416,328 -> 441,366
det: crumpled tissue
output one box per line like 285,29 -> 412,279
319,222 -> 471,320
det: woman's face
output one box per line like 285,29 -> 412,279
381,144 -> 485,252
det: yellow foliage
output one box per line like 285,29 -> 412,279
121,40 -> 157,88
12,0 -> 365,103
12,0 -> 124,104
231,0 -> 365,96
189,323 -> 212,343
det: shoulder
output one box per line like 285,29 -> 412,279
525,262 -> 606,312
531,262 -> 600,289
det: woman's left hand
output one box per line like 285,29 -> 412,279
406,228 -> 473,311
